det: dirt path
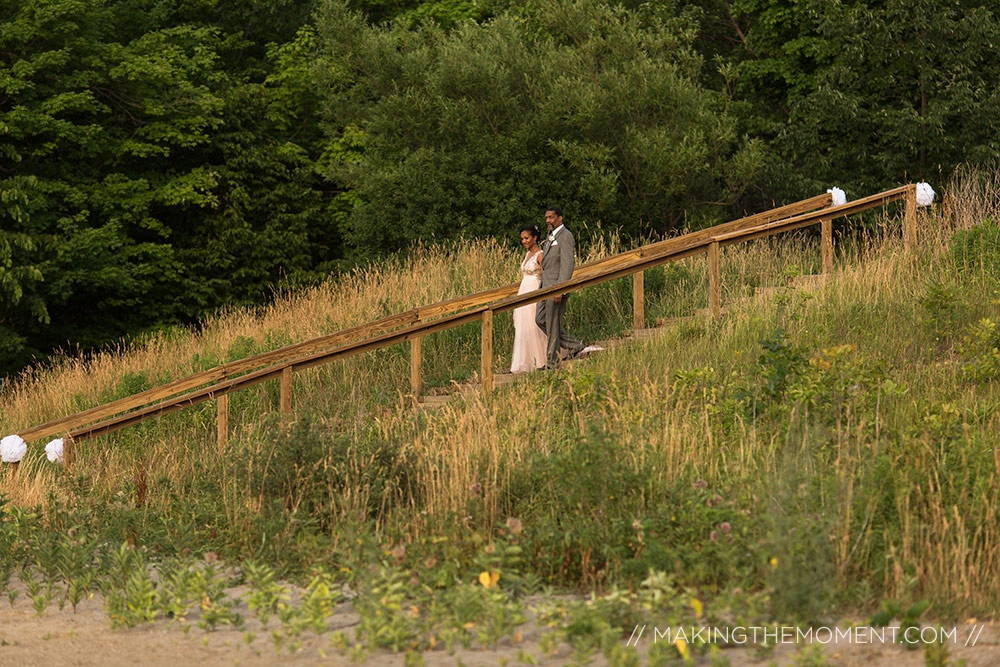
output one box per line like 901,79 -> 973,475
1,586 -> 996,667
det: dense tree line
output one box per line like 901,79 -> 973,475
3,0 -> 999,375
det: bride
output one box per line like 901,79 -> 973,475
511,224 -> 548,373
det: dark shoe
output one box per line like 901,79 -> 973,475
567,345 -> 586,360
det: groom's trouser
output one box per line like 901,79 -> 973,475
535,295 -> 583,366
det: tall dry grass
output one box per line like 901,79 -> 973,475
2,174 -> 999,613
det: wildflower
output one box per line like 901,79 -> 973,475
694,479 -> 708,489
710,531 -> 719,541
478,571 -> 500,589
204,551 -> 218,563
390,544 -> 406,560
719,522 -> 731,534
769,557 -> 779,569
690,598 -> 703,618
675,637 -> 689,660
423,557 -> 437,569
469,482 -> 482,496
505,517 -> 523,535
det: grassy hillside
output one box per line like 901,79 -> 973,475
1,172 -> 999,659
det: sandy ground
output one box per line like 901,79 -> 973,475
0,585 -> 996,666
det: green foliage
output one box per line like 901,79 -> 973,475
763,461 -> 838,625
747,0 -> 1000,199
920,281 -> 967,348
957,318 -> 1000,382
0,228 -> 48,371
948,219 -> 1000,284
316,0 -> 762,255
503,425 -> 749,588
869,598 -> 930,648
0,0 -> 334,376
229,415 -> 412,525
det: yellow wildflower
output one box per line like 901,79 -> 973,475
478,570 -> 500,588
691,598 -> 703,618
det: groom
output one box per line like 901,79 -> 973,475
535,206 -> 585,367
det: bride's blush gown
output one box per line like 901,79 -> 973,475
511,251 -> 548,373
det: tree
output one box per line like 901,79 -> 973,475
698,0 -> 1000,201
777,0 -> 1000,197
0,0 -> 335,376
315,0 -> 762,255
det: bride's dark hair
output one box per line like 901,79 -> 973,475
519,224 -> 541,241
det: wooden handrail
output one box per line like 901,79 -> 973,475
13,185 -> 921,447
712,184 -> 914,244
14,193 -> 834,443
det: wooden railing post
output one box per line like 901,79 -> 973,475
904,184 -> 917,250
410,336 -> 422,401
280,367 -> 293,419
633,270 -> 644,329
217,393 -> 229,451
821,219 -> 833,275
64,434 -> 75,470
481,309 -> 493,394
708,241 -> 721,318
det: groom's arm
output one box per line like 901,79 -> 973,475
557,232 -> 575,286
554,233 -> 576,303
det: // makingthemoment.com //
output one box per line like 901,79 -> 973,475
625,624 -> 986,648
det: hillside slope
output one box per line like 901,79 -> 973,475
1,175 -> 999,659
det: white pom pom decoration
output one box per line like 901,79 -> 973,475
916,182 -> 935,207
827,187 -> 847,207
1,435 -> 27,463
45,439 -> 64,464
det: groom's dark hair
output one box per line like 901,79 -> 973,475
545,206 -> 563,218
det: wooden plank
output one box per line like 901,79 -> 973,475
280,367 -> 292,418
64,434 -> 75,470
217,394 -> 228,452
713,186 -> 913,246
633,271 -> 644,329
904,184 -> 917,250
571,194 -> 833,282
822,219 -> 833,274
481,310 -> 493,395
708,242 -> 721,318
410,336 -> 422,400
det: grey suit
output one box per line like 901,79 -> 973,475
535,225 -> 584,366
